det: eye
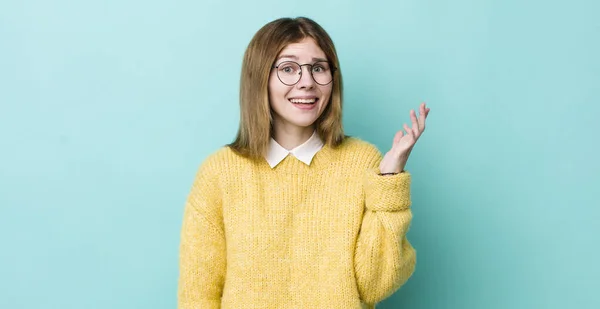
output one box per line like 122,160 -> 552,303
313,63 -> 329,73
279,64 -> 298,74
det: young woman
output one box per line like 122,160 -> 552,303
178,17 -> 430,309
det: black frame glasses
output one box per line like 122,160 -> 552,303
272,60 -> 337,86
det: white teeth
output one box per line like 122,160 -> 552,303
289,98 -> 317,104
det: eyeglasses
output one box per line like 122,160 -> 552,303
272,61 -> 336,86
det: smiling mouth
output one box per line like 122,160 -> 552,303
288,98 -> 319,105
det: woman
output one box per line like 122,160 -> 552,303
178,16 -> 430,309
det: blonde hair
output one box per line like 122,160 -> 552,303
229,17 -> 345,159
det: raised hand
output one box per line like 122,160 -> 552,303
379,102 -> 430,174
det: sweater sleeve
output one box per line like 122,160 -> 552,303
178,159 -> 226,309
354,148 -> 417,306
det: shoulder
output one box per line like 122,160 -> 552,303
338,136 -> 381,156
198,146 -> 252,174
332,136 -> 382,168
190,146 -> 253,189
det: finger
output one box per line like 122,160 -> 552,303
403,123 -> 413,138
418,106 -> 427,132
410,109 -> 419,134
393,130 -> 403,145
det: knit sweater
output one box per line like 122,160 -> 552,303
178,137 -> 416,309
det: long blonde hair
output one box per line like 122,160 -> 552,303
229,17 -> 345,159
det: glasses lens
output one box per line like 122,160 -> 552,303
311,61 -> 332,85
277,61 -> 301,85
275,61 -> 334,85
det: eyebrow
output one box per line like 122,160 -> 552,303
276,54 -> 328,62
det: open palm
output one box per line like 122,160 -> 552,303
379,102 -> 430,174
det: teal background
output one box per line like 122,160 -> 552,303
1,0 -> 598,308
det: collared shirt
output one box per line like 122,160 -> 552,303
265,131 -> 324,168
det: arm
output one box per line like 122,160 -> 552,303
355,102 -> 428,306
178,160 -> 226,309
354,156 -> 417,306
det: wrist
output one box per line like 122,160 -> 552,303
379,168 -> 405,176
379,166 -> 405,175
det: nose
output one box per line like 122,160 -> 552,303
296,65 -> 316,90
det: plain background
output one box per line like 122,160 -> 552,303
1,0 -> 598,308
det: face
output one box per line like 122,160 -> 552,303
268,37 -> 333,133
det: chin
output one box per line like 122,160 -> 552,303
288,118 -> 319,128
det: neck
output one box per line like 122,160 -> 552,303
272,123 -> 315,150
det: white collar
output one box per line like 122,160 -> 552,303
266,131 -> 324,168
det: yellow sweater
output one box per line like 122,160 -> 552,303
178,137 -> 416,309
